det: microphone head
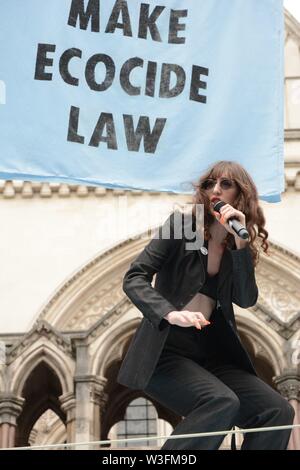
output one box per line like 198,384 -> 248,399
213,199 -> 226,213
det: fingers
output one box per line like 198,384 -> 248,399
219,205 -> 233,224
219,205 -> 245,226
214,205 -> 244,232
213,210 -> 226,226
191,314 -> 210,329
192,318 -> 202,329
180,311 -> 211,329
213,210 -> 221,221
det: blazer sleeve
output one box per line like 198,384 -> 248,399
230,243 -> 258,308
122,212 -> 180,331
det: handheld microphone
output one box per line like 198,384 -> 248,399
213,200 -> 249,240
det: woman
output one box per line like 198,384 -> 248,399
117,160 -> 295,450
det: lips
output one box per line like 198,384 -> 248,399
210,196 -> 221,204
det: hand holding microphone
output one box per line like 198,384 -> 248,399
212,199 -> 249,240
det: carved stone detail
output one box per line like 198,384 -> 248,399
274,372 -> 300,401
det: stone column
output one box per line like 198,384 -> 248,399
59,392 -> 76,444
73,341 -> 108,449
274,371 -> 300,450
92,378 -> 109,446
74,374 -> 108,449
0,394 -> 24,448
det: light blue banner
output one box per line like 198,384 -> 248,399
0,0 -> 284,201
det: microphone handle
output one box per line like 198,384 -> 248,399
228,218 -> 249,240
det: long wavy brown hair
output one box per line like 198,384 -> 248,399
191,160 -> 269,267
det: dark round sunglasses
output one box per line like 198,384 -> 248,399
201,178 -> 237,190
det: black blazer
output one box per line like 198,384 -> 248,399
117,210 -> 259,390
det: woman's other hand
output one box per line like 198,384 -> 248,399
165,310 -> 210,329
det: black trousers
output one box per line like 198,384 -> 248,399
144,312 -> 295,450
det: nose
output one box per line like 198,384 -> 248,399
212,180 -> 222,194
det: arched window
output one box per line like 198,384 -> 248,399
112,397 -> 158,448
